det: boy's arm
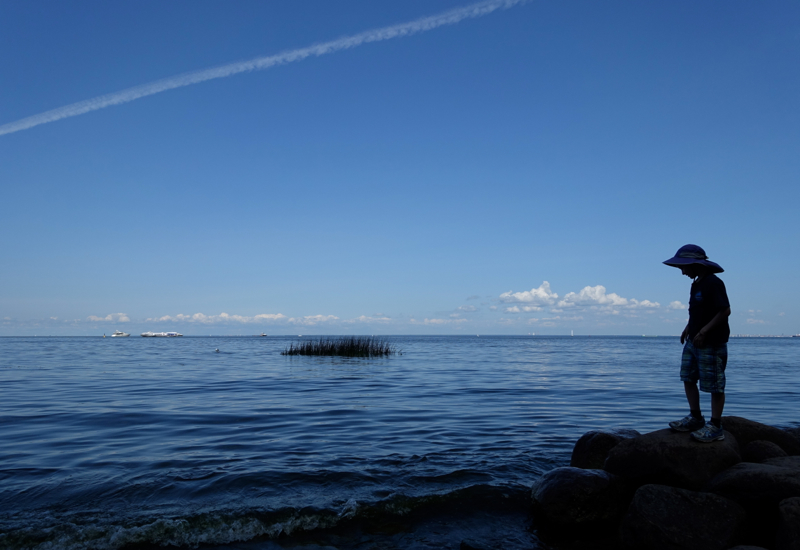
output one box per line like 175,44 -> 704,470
692,307 -> 731,347
681,324 -> 690,344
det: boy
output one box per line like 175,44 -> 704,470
663,244 -> 731,443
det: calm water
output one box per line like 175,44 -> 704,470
1,336 -> 798,549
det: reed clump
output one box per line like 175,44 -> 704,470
281,337 -> 397,357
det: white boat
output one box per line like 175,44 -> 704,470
111,330 -> 130,337
141,331 -> 183,337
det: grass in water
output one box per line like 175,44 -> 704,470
281,337 -> 398,357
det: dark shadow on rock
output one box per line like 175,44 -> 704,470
620,484 -> 745,550
743,440 -> 788,463
531,467 -> 628,529
776,496 -> 800,550
603,428 -> 741,490
723,417 -> 800,456
570,429 -> 641,470
708,458 -> 800,547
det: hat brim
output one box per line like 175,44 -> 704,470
663,257 -> 724,273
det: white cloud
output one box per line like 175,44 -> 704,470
347,315 -> 392,323
504,305 -> 542,314
668,301 -> 687,310
411,318 -> 468,325
558,286 -> 627,307
456,305 -> 477,312
88,313 -> 130,323
288,315 -> 339,325
146,312 -> 286,324
746,318 -> 766,325
557,286 -> 659,311
500,281 -> 558,305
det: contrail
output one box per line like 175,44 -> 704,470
1,0 -> 526,137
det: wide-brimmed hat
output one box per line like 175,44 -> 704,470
663,244 -> 724,273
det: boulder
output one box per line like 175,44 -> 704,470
708,461 -> 800,508
777,497 -> 800,550
722,416 -> 800,455
570,428 -> 641,469
783,426 -> 800,443
531,467 -> 627,528
743,440 -> 788,463
603,428 -> 741,490
764,456 -> 800,471
619,484 -> 745,550
707,460 -> 800,546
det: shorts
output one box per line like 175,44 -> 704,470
681,340 -> 727,393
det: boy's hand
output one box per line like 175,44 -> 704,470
680,327 -> 689,344
693,331 -> 707,347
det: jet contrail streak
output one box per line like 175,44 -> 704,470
1,0 -> 526,137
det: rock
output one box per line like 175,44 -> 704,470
722,416 -> 800,455
708,460 -> 800,546
783,426 -> 800,443
777,497 -> 800,550
743,440 -> 788,463
709,461 -> 800,508
764,456 -> 800,471
531,467 -> 627,528
570,428 -> 641,469
619,484 -> 745,550
603,428 -> 741,490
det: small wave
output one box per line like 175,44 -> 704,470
0,484 -> 530,550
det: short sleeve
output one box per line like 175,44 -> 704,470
710,278 -> 730,311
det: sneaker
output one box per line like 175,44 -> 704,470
669,414 -> 705,432
691,422 -> 725,443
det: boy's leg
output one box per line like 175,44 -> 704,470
711,392 -> 725,422
684,381 -> 700,413
698,344 -> 727,428
690,345 -> 727,442
670,342 -> 705,431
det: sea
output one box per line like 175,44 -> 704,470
1,335 -> 799,550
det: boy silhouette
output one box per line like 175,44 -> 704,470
663,244 -> 731,442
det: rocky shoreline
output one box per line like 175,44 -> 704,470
530,417 -> 800,550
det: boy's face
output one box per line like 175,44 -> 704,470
680,264 -> 703,279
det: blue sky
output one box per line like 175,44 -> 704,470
1,0 -> 799,336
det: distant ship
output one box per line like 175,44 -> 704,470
111,330 -> 130,337
141,331 -> 183,337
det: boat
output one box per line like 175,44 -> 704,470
111,330 -> 130,337
141,331 -> 183,337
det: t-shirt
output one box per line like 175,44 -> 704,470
687,274 -> 730,345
